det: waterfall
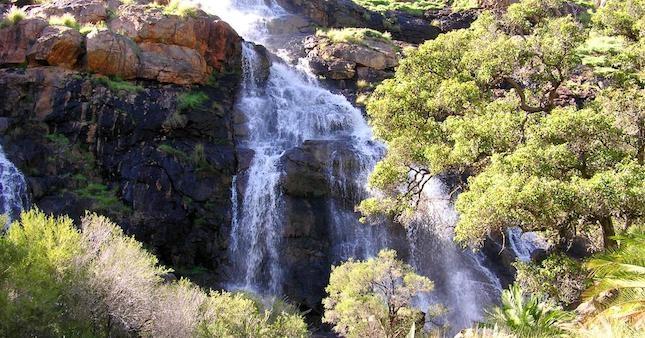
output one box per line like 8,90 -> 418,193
406,178 -> 502,332
0,144 -> 28,230
204,0 -> 506,331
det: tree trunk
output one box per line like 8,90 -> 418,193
600,216 -> 617,249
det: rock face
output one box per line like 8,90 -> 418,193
0,0 -> 244,285
27,26 -> 83,68
0,66 -> 240,283
268,140 -> 409,310
1,2 -> 242,85
86,30 -> 141,79
276,0 -> 442,44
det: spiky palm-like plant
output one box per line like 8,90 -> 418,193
583,226 -> 645,324
487,284 -> 572,337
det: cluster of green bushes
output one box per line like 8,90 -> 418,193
0,210 -> 308,337
351,0 -> 479,15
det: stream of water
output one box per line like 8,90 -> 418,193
201,0 -> 509,331
0,144 -> 28,230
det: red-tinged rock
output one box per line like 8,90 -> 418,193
86,30 -> 140,79
0,18 -> 48,65
27,25 -> 83,68
138,42 -> 209,85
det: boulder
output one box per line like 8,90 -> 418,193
27,25 -> 83,68
138,42 -> 209,85
109,6 -> 212,52
0,18 -> 48,65
32,0 -> 110,24
86,30 -> 140,79
206,20 -> 242,71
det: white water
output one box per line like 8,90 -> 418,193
406,178 -> 502,331
0,144 -> 28,230
212,0 -> 383,293
202,0 -> 514,331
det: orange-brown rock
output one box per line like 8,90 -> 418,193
86,30 -> 140,79
206,20 -> 242,71
0,18 -> 48,65
138,42 -> 209,85
109,6 -> 212,52
27,26 -> 83,68
32,0 -> 110,24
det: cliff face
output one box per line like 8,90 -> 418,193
0,0 -> 242,282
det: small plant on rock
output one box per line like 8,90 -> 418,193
48,13 -> 80,30
1,6 -> 27,28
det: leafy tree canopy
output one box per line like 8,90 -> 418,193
360,0 -> 644,250
323,249 -> 434,338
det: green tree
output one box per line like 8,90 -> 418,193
360,0 -> 644,250
515,253 -> 588,307
0,210 -> 93,337
487,284 -> 572,337
323,249 -> 434,338
593,0 -> 644,41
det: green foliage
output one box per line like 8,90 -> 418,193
0,210 -> 91,336
515,254 -> 588,307
582,226 -> 645,324
593,0 -> 644,41
178,91 -> 209,111
353,0 -> 445,15
0,210 -> 309,337
48,13 -> 80,30
79,20 -> 107,35
163,0 -> 198,18
0,6 -> 27,28
487,284 -> 573,337
94,75 -> 143,92
362,0 -> 644,251
323,249 -> 434,338
75,182 -> 128,214
316,27 -> 392,44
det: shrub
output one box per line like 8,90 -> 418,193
79,20 -> 107,35
514,253 -> 588,307
163,0 -> 198,18
316,27 -> 392,45
1,6 -> 27,28
323,249 -> 434,338
94,75 -> 143,92
177,91 -> 209,111
486,284 -> 573,338
1,209 -> 310,337
48,13 -> 80,30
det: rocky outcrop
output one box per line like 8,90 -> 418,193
27,25 -> 83,68
86,30 -> 141,79
1,2 -> 242,85
0,0 -> 244,286
0,66 -> 240,283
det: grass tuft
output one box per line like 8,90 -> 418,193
163,0 -> 198,18
316,27 -> 392,45
48,13 -> 80,30
1,6 -> 27,28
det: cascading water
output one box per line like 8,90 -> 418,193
203,0 -> 508,331
0,144 -> 28,230
226,38 -> 381,293
406,178 -> 502,331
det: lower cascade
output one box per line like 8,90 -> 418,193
207,0 -> 509,330
0,144 -> 28,230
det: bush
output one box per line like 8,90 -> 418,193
0,210 -> 310,337
316,27 -> 392,45
0,6 -> 27,28
514,253 -> 588,307
94,75 -> 143,92
163,0 -> 198,17
177,91 -> 209,110
48,13 -> 79,30
323,249 -> 434,338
